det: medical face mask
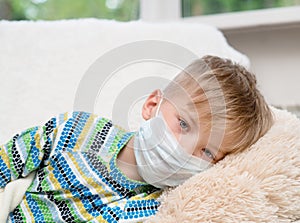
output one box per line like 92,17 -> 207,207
134,97 -> 213,188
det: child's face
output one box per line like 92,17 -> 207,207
142,90 -> 226,164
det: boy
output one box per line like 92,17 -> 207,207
0,55 -> 273,222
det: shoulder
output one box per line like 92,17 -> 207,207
52,111 -> 111,124
43,111 -> 113,133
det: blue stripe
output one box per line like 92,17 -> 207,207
26,192 -> 46,222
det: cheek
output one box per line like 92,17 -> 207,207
163,115 -> 182,141
181,134 -> 201,155
168,120 -> 181,140
171,126 -> 200,155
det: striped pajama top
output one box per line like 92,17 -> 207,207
0,111 -> 161,222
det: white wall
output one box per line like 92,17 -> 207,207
140,0 -> 180,21
223,24 -> 300,106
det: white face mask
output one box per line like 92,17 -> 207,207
134,97 -> 213,188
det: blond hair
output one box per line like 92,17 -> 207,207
164,55 -> 274,154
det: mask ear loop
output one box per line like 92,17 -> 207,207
155,91 -> 164,117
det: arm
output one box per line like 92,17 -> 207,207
0,113 -> 69,189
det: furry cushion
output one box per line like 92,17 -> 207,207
147,107 -> 300,223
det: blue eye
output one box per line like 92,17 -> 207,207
202,148 -> 215,160
179,119 -> 189,130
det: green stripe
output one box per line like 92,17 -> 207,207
14,206 -> 27,222
31,194 -> 54,222
66,199 -> 83,223
109,129 -> 125,154
6,139 -> 18,178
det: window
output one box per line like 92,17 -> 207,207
182,0 -> 300,17
0,0 -> 139,21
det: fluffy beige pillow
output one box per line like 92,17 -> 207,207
148,107 -> 300,223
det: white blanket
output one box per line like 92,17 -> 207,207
0,172 -> 35,222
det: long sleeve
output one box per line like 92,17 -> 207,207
0,113 -> 69,189
4,111 -> 163,222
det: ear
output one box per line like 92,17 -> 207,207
142,89 -> 162,120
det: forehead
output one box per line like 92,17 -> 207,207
163,87 -> 210,118
163,94 -> 198,118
